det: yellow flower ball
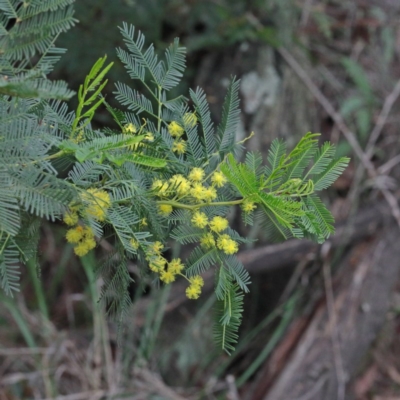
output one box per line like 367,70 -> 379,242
83,226 -> 95,238
83,188 -> 111,222
63,210 -> 79,226
211,171 -> 227,188
83,237 -> 96,251
168,121 -> 184,138
202,186 -> 217,202
144,132 -> 154,142
160,270 -> 176,284
152,179 -> 170,197
74,243 -> 90,257
158,204 -> 173,216
73,235 -> 96,257
186,284 -> 201,299
209,216 -> 229,232
190,183 -> 206,201
172,139 -> 187,154
242,200 -> 256,213
130,238 -> 139,250
191,211 -> 208,228
188,167 -> 205,182
123,123 -> 137,134
200,233 -> 216,249
217,234 -> 239,255
149,256 -> 166,273
169,175 -> 191,196
190,275 -> 204,288
150,241 -> 164,254
66,226 -> 85,244
168,258 -> 185,274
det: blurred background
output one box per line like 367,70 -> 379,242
1,0 -> 400,399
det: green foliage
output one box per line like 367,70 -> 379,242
0,6 -> 349,353
0,0 -> 77,100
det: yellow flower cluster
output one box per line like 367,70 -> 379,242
146,241 -> 185,284
196,216 -> 239,255
152,169 -> 220,206
185,275 -> 204,299
190,183 -> 217,202
242,200 -> 256,213
200,232 -> 215,249
82,188 -> 111,222
130,238 -> 139,250
209,216 -> 229,232
158,204 -> 173,216
63,209 -> 79,226
188,167 -> 204,182
172,139 -> 186,154
147,241 -> 167,273
152,179 -> 170,197
217,234 -> 239,255
66,225 -> 96,257
123,123 -> 137,134
168,121 -> 184,138
211,171 -> 227,188
169,174 -> 191,196
191,211 -> 208,228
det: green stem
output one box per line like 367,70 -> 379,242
157,85 -> 162,134
236,293 -> 297,387
27,258 -> 49,320
156,198 -> 244,211
2,296 -> 37,348
29,150 -> 65,165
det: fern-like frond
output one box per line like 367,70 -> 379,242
216,77 -> 241,157
68,161 -> 110,187
245,151 -> 263,179
214,282 -> 243,354
98,254 -> 133,321
185,246 -> 218,276
107,206 -> 141,253
17,0 -> 75,18
258,192 -> 304,228
257,207 -> 293,241
312,157 -> 350,191
0,237 -> 20,296
185,124 -> 206,165
0,176 -> 20,236
305,141 -> 336,178
190,87 -> 216,155
158,38 -> 186,91
304,194 -> 335,240
12,214 -> 40,262
116,48 -> 146,82
220,154 -> 259,197
0,78 -> 74,100
170,224 -> 203,245
2,6 -> 76,60
10,166 -> 75,221
114,83 -> 154,116
284,139 -> 317,181
0,0 -> 18,19
118,23 -> 163,86
223,255 -> 251,293
266,138 -> 286,173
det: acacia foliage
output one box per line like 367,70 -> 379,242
0,3 -> 349,353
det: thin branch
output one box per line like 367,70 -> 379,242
277,47 -> 400,229
277,47 -> 375,174
366,78 -> 400,158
